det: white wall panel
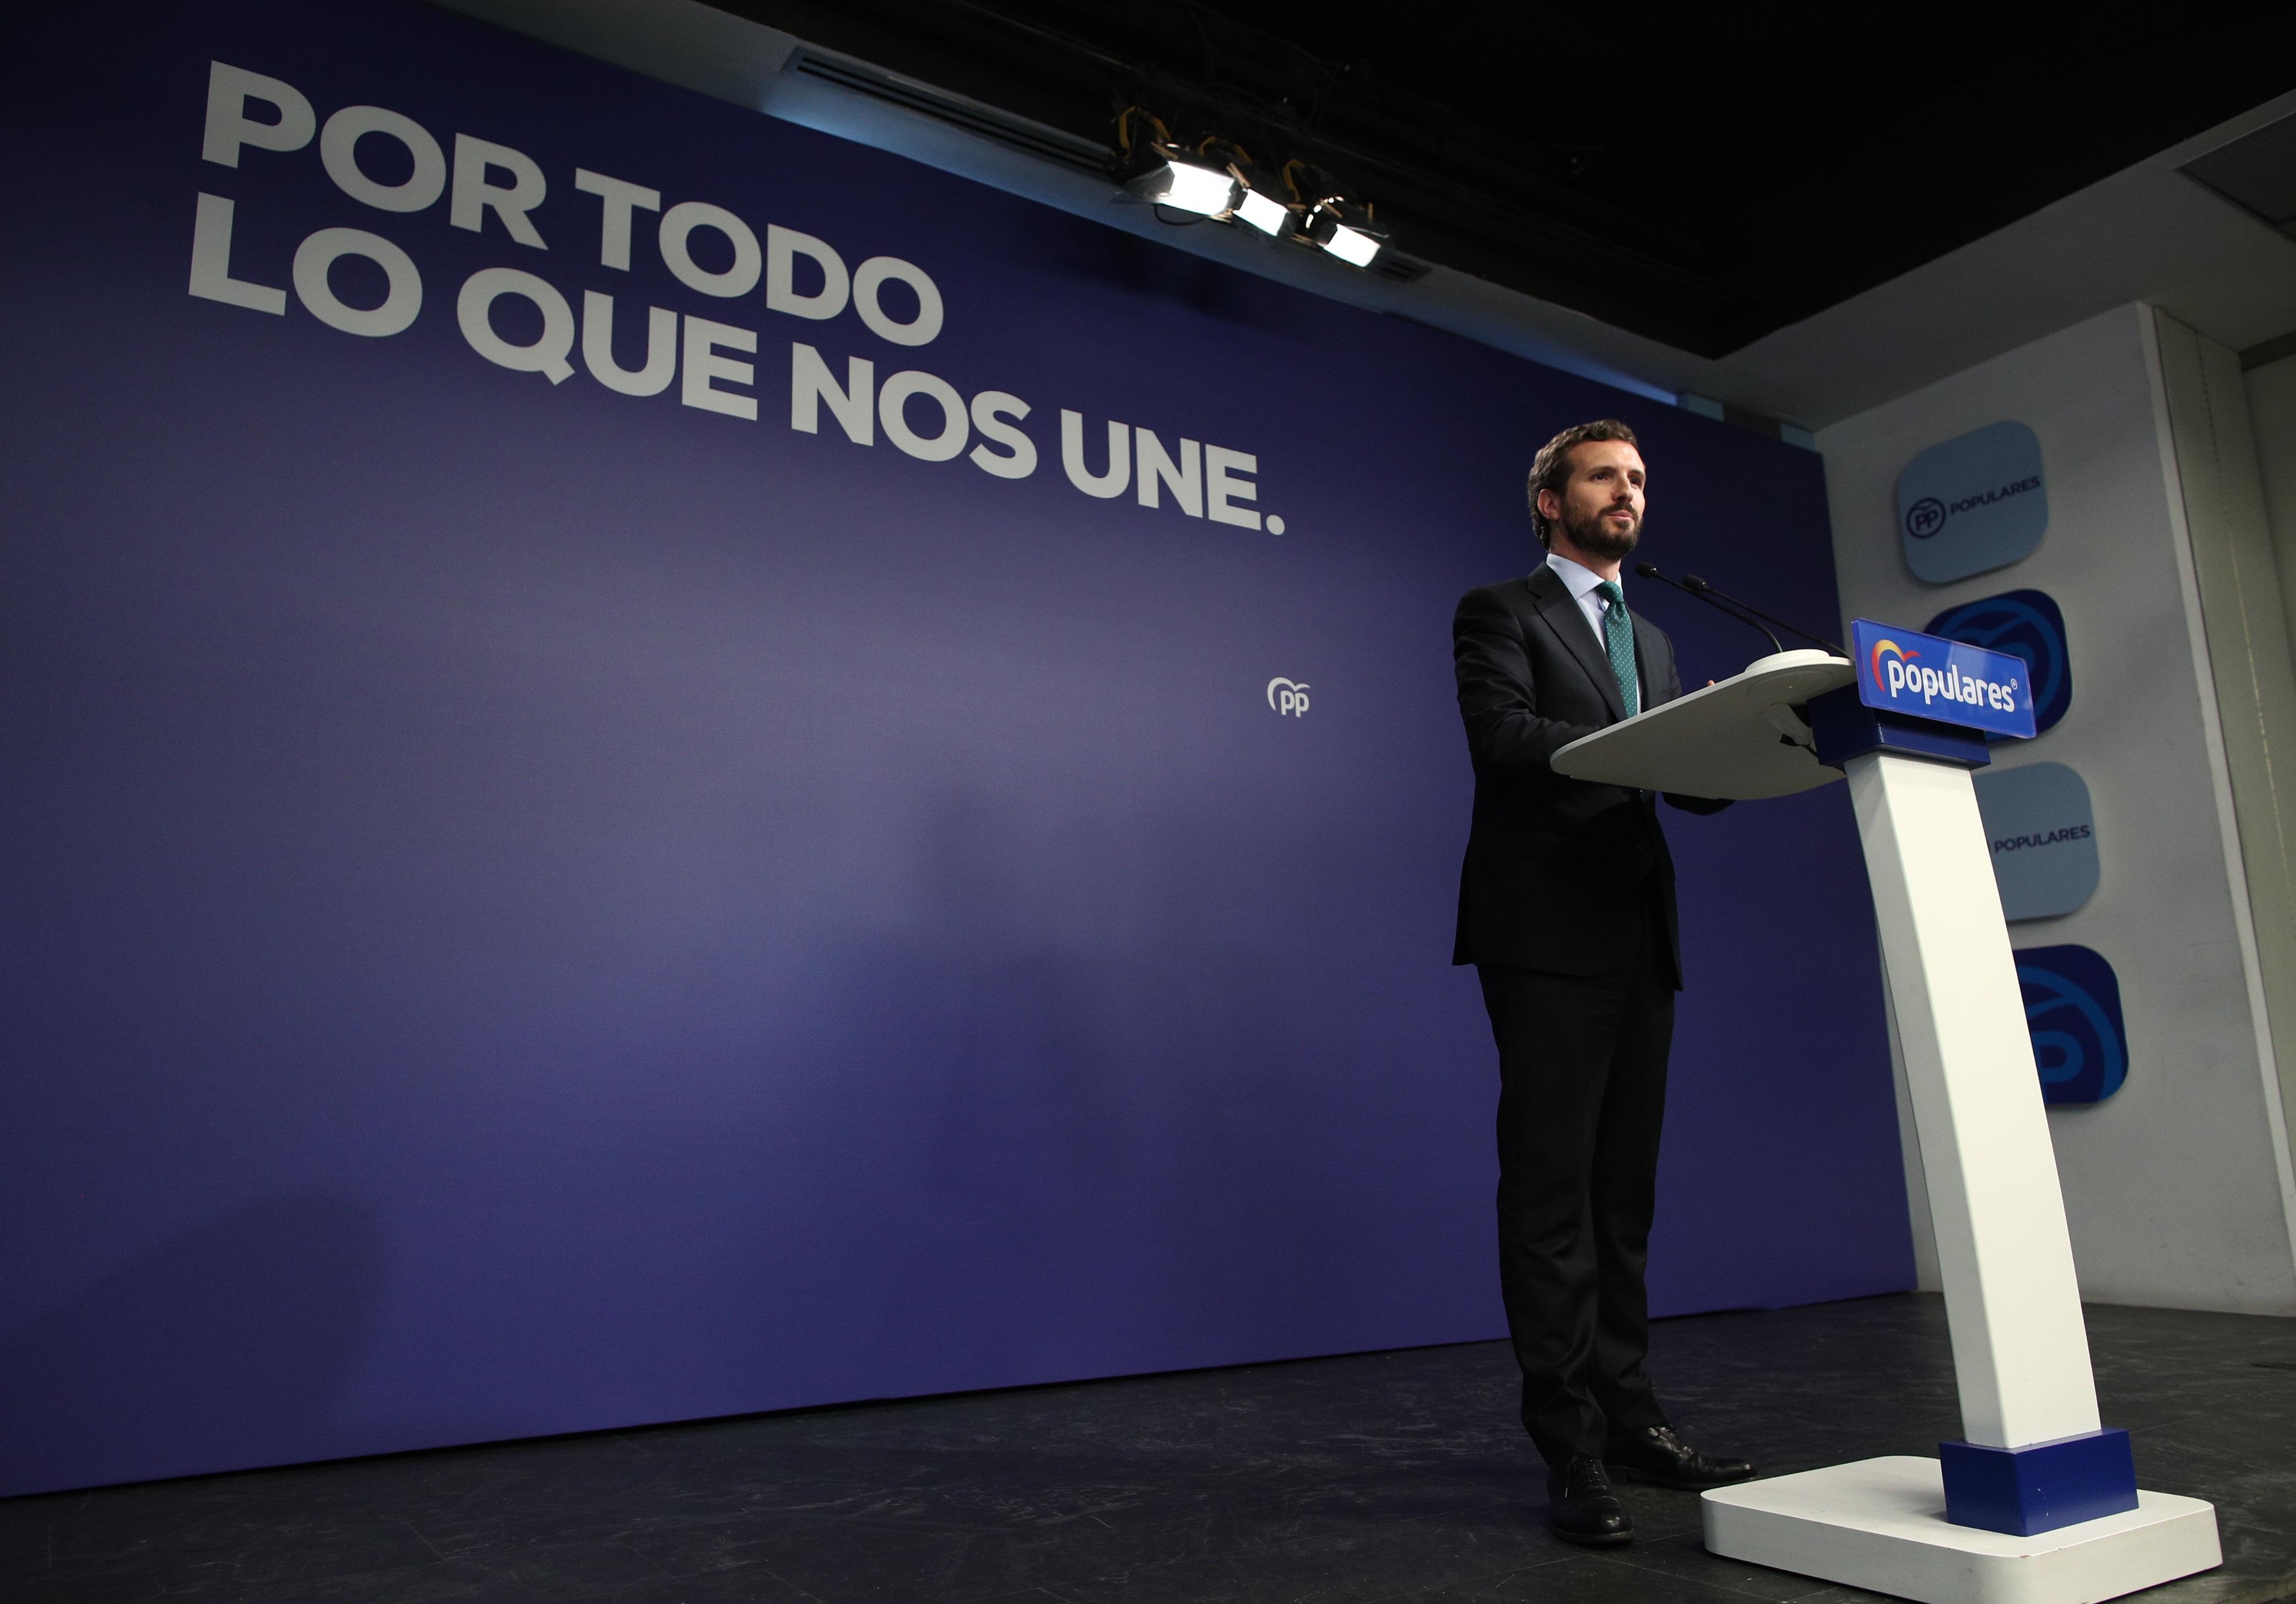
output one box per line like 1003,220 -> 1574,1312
1817,305 -> 2296,1313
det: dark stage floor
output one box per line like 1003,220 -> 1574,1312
5,1294 -> 2294,1604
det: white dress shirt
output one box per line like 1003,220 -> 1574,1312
1545,552 -> 1644,701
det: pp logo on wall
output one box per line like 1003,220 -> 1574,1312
2015,945 -> 2127,1104
1925,589 -> 2071,735
1974,762 -> 2098,920
1897,420 -> 2048,584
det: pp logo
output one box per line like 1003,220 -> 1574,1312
2015,944 -> 2127,1104
1266,677 -> 1311,717
1926,589 -> 2071,735
1894,419 -> 2048,584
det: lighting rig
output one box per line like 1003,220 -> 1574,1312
1111,109 -> 1389,270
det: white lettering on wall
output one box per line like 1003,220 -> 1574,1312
1062,413 -> 1129,498
295,227 -> 422,337
1206,446 -> 1259,529
767,227 -> 848,321
188,193 -> 285,313
581,290 -> 675,396
180,61 -> 1281,526
320,106 -> 445,213
659,202 -> 759,299
203,62 -> 314,167
1136,429 -> 1201,517
450,134 -> 549,248
681,317 -> 757,418
458,267 -> 572,380
790,343 -> 873,443
852,256 -> 942,347
573,169 -> 660,271
878,370 -> 968,460
968,392 -> 1035,480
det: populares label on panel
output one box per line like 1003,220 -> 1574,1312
1925,589 -> 2071,736
1974,762 -> 2099,920
2014,945 -> 2127,1104
1850,619 -> 2038,739
1897,420 -> 2048,584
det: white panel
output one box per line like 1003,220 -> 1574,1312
2152,313 -> 2296,1280
1818,305 -> 2296,1314
1849,754 -> 2098,1448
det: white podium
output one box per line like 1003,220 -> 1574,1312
1553,644 -> 2221,1604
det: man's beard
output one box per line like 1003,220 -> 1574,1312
1559,503 -> 1641,561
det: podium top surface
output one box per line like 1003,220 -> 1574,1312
1552,649 -> 1854,800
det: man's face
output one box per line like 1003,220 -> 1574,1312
1541,440 -> 1647,562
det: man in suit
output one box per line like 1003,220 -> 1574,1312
1452,419 -> 1756,1547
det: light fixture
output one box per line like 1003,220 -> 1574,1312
1233,186 -> 1290,235
1125,151 -> 1241,216
1108,115 -> 1400,270
1306,200 -> 1385,267
1319,222 -> 1380,265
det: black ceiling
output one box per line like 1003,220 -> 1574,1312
703,0 -> 2296,359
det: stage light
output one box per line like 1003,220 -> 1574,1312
1319,222 -> 1380,265
1127,154 -> 1241,216
1111,113 -> 1245,219
1233,186 -> 1289,235
1305,201 -> 1384,267
1109,114 -> 1396,267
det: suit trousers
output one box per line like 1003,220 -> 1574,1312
1476,879 -> 1674,1466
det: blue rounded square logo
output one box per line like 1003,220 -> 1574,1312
2015,945 -> 2126,1104
1925,589 -> 2071,736
1898,421 -> 2048,584
1974,762 -> 2098,921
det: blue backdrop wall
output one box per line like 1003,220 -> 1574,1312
0,0 -> 1911,1496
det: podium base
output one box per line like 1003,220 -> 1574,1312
1701,1456 -> 2219,1603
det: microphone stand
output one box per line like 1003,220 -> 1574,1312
1633,562 -> 1784,658
1680,572 -> 1845,659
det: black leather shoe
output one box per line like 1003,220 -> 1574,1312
1545,1454 -> 1633,1546
1605,1424 -> 1755,1490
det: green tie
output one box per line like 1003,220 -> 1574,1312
1594,579 -> 1639,717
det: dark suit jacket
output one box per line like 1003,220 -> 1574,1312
1451,563 -> 1728,987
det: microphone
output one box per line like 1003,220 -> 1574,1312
1680,572 -> 1844,659
1633,562 -> 1783,657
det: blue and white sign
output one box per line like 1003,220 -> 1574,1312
1927,589 -> 2071,736
1975,762 -> 2099,920
2016,945 -> 2128,1104
1853,619 -> 2039,739
1898,420 -> 2049,584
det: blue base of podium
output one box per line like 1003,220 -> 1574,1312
1940,1428 -> 2140,1535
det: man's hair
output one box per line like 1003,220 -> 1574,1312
1527,419 -> 1639,549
